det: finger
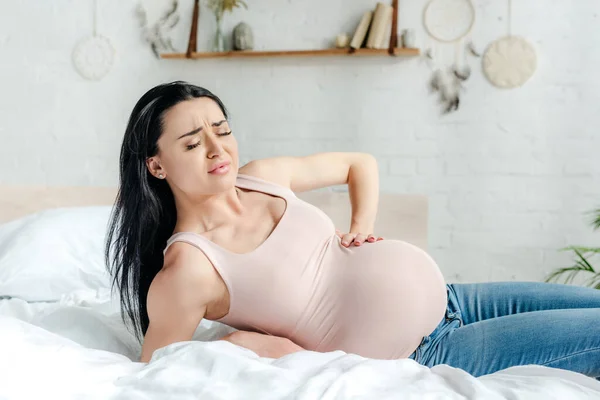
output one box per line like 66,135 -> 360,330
377,237 -> 384,241
335,229 -> 343,238
367,234 -> 376,243
353,233 -> 367,246
341,233 -> 355,247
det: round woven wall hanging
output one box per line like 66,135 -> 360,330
483,36 -> 536,88
72,0 -> 115,81
482,0 -> 537,89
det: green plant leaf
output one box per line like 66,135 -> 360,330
589,208 -> 600,231
574,248 -> 596,272
545,264 -> 592,284
587,272 -> 600,289
558,246 -> 600,254
548,205 -> 599,289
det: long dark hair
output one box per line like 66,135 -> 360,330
105,81 -> 229,341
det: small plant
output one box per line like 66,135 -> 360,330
545,207 -> 600,289
206,0 -> 248,18
205,0 -> 248,52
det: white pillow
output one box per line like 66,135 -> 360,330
0,206 -> 113,301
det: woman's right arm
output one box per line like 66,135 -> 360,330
139,244 -> 217,363
139,243 -> 305,362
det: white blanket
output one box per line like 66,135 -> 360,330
1,290 -> 599,400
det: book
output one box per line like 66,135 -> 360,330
350,11 -> 374,49
377,9 -> 394,49
366,3 -> 393,49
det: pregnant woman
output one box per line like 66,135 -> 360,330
106,81 -> 600,379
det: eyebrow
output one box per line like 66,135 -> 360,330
176,119 -> 227,140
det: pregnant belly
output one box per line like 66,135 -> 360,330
324,238 -> 448,359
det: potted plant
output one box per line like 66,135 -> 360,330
206,0 -> 248,52
545,207 -> 600,289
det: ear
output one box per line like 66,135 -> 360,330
146,157 -> 165,179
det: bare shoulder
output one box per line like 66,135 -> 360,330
238,158 -> 294,187
148,243 -> 220,317
141,243 -> 216,362
239,152 -> 370,193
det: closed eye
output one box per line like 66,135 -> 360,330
185,131 -> 232,151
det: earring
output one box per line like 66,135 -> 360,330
158,173 -> 164,179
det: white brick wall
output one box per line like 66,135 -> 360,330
1,0 -> 599,284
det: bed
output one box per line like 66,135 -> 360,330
0,185 -> 599,400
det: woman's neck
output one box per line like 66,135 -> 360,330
173,186 -> 244,233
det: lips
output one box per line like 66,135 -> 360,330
209,161 -> 230,173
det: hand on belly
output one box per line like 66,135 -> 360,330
335,229 -> 384,247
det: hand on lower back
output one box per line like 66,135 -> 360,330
220,330 -> 305,358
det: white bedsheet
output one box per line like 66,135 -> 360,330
1,290 -> 599,400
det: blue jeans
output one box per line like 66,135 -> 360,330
408,282 -> 600,379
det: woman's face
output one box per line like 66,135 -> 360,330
148,97 -> 239,196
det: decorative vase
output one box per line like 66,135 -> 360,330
401,29 -> 416,48
212,12 -> 225,52
335,33 -> 349,48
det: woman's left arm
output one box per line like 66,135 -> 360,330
345,153 -> 379,236
240,152 -> 380,244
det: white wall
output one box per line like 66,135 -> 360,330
1,0 -> 599,283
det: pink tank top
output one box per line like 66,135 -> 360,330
163,174 -> 447,359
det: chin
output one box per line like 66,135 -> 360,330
209,168 -> 236,185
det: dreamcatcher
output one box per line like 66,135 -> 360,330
423,0 -> 478,113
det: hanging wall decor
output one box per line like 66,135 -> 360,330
72,0 -> 116,81
482,0 -> 537,89
424,0 -> 475,43
423,0 -> 479,114
136,0 -> 180,59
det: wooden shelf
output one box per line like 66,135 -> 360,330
161,47 -> 420,59
171,0 -> 411,61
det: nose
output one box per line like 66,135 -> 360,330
203,129 -> 224,159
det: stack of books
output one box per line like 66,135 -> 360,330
350,2 -> 394,50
